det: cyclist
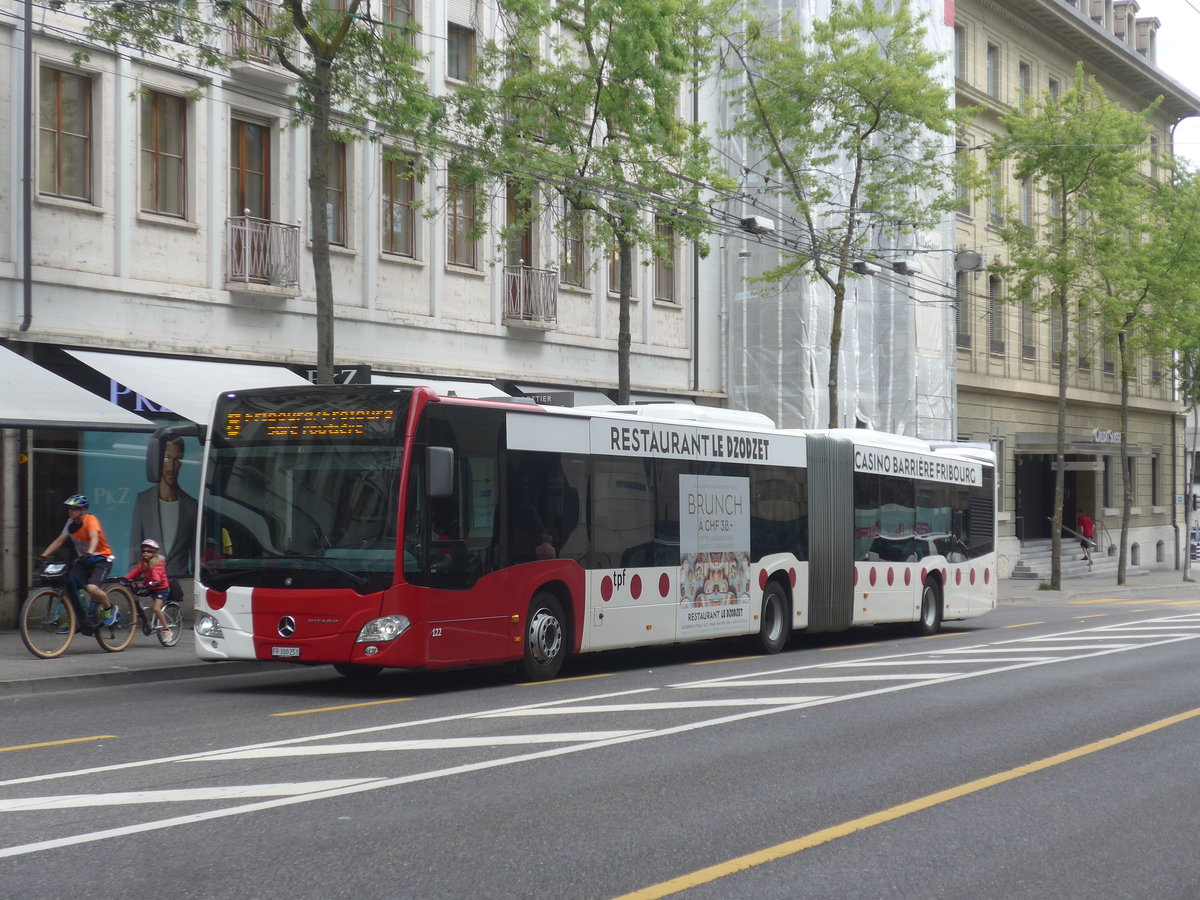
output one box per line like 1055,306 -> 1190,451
38,494 -> 118,631
123,538 -> 174,643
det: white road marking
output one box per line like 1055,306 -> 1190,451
199,732 -> 646,759
479,699 -> 830,715
0,781 -> 379,811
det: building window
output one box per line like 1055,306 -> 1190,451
1126,456 -> 1136,505
383,0 -> 414,43
956,140 -> 970,216
447,23 -> 475,81
986,43 -> 1001,97
1050,311 -> 1062,367
955,271 -> 971,349
1020,177 -> 1034,228
1103,338 -> 1115,374
1048,77 -> 1060,99
140,90 -> 186,218
1021,300 -> 1035,359
1151,453 -> 1160,506
325,141 -> 346,246
954,25 -> 966,80
39,67 -> 92,202
988,275 -> 1005,355
230,118 -> 270,217
446,166 -> 477,268
1018,61 -> 1031,98
383,153 -> 416,257
561,199 -> 585,287
1103,456 -> 1111,507
654,217 -> 677,303
1077,309 -> 1091,370
989,168 -> 1004,226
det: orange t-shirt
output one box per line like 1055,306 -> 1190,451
64,513 -> 113,558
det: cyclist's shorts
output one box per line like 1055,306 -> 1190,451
73,557 -> 112,587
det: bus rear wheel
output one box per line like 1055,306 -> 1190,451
517,592 -> 566,681
753,581 -> 789,654
914,580 -> 943,636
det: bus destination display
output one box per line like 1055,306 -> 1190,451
223,408 -> 396,441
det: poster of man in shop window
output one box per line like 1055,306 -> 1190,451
678,474 -> 751,637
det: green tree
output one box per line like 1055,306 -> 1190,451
82,0 -> 436,384
725,0 -> 972,427
1090,163 -> 1200,583
452,0 -> 730,404
989,64 -> 1153,589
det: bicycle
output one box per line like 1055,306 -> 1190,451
18,559 -> 137,659
124,580 -> 184,648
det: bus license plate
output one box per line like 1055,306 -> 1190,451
271,646 -> 301,658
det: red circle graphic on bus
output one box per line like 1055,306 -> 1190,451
970,568 -> 976,585
601,576 -> 613,602
207,590 -> 227,611
630,574 -> 642,600
904,568 -> 912,586
920,568 -> 927,583
789,567 -> 797,587
887,568 -> 894,586
869,567 -> 877,587
853,567 -> 859,586
659,573 -> 670,597
759,570 -> 769,590
955,569 -> 962,586
984,568 -> 991,584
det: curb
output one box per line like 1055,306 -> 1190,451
0,660 -> 290,698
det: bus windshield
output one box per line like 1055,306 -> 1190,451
200,387 -> 408,593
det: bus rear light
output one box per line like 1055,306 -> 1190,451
356,615 -> 411,643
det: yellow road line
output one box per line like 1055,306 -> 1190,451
1003,621 -> 1045,629
271,698 -> 412,717
690,656 -> 758,666
0,735 -> 116,753
820,643 -> 878,652
519,673 -> 612,686
1074,614 -> 1107,620
613,706 -> 1200,900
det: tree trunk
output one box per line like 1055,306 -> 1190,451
309,63 -> 335,386
1051,288 -> 1069,590
617,234 -> 633,405
827,279 -> 846,429
1118,329 -> 1131,585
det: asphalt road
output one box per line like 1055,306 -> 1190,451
2,594 -> 1199,899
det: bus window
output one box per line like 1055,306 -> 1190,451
592,458 -> 654,569
505,452 -> 584,565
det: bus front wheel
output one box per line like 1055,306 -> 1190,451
914,580 -> 943,636
518,592 -> 566,681
754,581 -> 789,654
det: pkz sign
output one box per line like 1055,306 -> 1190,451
290,364 -> 372,385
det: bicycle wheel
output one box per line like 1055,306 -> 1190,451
19,588 -> 75,659
158,603 -> 184,647
94,584 -> 137,653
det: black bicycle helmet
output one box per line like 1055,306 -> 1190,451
64,494 -> 90,508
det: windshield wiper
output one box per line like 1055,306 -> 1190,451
282,554 -> 371,592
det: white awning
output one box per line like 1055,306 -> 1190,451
372,374 -> 508,398
67,350 -> 312,425
0,345 -> 153,431
513,383 -> 614,407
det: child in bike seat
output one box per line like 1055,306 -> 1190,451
124,539 -> 174,643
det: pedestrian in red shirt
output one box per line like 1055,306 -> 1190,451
1078,511 -> 1095,564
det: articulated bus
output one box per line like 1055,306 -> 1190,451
154,385 -> 996,680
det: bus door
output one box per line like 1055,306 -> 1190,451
407,406 -> 513,667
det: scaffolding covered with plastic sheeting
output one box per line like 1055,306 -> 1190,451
718,0 -> 957,441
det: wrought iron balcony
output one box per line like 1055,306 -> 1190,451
226,212 -> 300,291
504,262 -> 558,328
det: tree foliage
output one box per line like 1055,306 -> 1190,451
81,0 -> 437,383
452,0 -> 731,403
989,64 -> 1154,588
725,0 -> 972,427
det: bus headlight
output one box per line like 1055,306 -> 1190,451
357,615 -> 411,643
195,614 -> 224,639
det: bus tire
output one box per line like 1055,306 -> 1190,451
754,580 -> 789,654
517,591 -> 566,681
333,663 -> 384,680
914,579 -> 943,636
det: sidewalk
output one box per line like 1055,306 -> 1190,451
0,626 -> 284,697
1,569 -> 1196,696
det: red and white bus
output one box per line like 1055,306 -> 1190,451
159,385 -> 996,680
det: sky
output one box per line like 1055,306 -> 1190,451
1140,0 -> 1200,165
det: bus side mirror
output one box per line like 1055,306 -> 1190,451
427,446 -> 454,498
146,423 -> 206,483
